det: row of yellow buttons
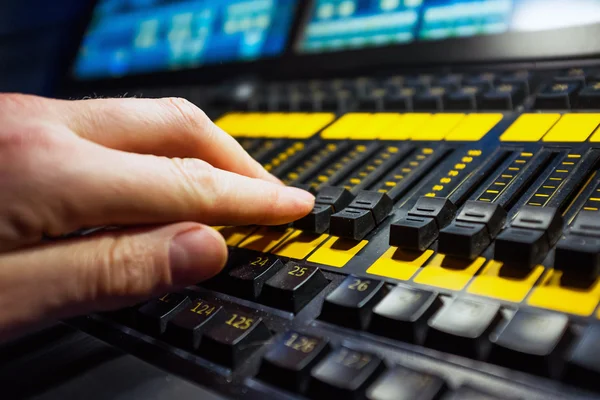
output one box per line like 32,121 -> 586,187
367,246 -> 600,318
214,226 -> 600,318
320,113 -> 503,141
500,113 -> 600,142
215,112 -> 336,139
214,226 -> 367,268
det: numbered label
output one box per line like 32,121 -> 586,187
334,348 -> 372,369
288,265 -> 308,277
225,314 -> 254,330
348,279 -> 370,292
250,256 -> 270,267
190,301 -> 217,316
284,333 -> 318,353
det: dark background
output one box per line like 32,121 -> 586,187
0,0 -> 92,96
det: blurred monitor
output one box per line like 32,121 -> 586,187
72,0 -> 298,80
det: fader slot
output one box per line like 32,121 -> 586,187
389,148 -> 509,251
282,142 -> 351,186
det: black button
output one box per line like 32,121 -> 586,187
404,75 -> 434,90
366,366 -> 447,400
465,72 -> 497,90
426,298 -> 502,359
554,235 -> 600,279
295,187 -> 355,233
438,222 -> 490,260
307,346 -> 385,399
389,197 -> 457,251
436,74 -> 463,89
413,86 -> 449,111
446,86 -> 483,110
534,82 -> 580,109
369,285 -> 441,343
198,310 -> 271,368
330,191 -> 393,240
225,256 -> 283,299
320,275 -> 388,330
577,82 -> 600,109
489,310 -> 571,376
165,299 -> 223,349
499,70 -> 532,94
570,209 -> 600,237
554,68 -> 588,85
329,208 -> 375,241
258,331 -> 329,393
565,323 -> 600,391
294,204 -> 333,233
438,201 -> 506,259
135,293 -> 190,336
358,89 -> 387,112
481,84 -> 525,110
385,88 -> 417,111
260,262 -> 329,313
442,386 -> 504,400
494,206 -> 563,268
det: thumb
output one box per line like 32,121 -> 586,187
0,222 -> 227,343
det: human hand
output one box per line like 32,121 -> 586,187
0,94 -> 315,342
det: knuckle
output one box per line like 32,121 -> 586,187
91,234 -> 170,300
162,97 -> 209,136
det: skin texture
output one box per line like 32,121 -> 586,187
0,94 -> 315,343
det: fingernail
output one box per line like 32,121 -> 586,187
169,228 -> 227,285
282,186 -> 316,206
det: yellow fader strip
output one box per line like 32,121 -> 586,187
542,113 -> 600,142
413,253 -> 487,291
383,113 -> 432,140
527,269 -> 600,316
272,231 -> 330,260
218,226 -> 259,247
366,247 -> 435,281
499,113 -> 561,142
467,260 -> 545,302
237,227 -> 294,253
410,113 -> 466,141
445,113 -> 503,141
307,237 -> 368,268
321,113 -> 372,139
215,112 -> 335,138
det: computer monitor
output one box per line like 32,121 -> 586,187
298,0 -> 600,54
72,0 -> 299,80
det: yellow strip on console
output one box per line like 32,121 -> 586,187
237,227 -> 294,253
588,125 -> 600,142
215,112 -> 334,139
366,247 -> 434,281
542,113 -> 600,142
218,226 -> 259,247
272,231 -> 330,260
466,260 -> 545,302
527,269 -> 600,316
413,253 -> 486,291
445,113 -> 503,141
359,113 -> 403,140
321,113 -> 372,139
499,113 -> 561,142
307,236 -> 368,268
383,113 -> 432,140
288,113 -> 336,139
410,113 -> 466,141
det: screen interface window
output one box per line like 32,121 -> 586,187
73,0 -> 298,80
300,0 -> 600,53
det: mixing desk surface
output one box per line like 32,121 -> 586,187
34,0 -> 600,399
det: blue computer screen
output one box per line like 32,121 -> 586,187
73,0 -> 298,80
300,0 -> 600,53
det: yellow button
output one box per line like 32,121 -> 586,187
527,269 -> 600,316
413,254 -> 486,291
445,113 -> 503,141
218,226 -> 258,247
381,113 -> 431,140
410,113 -> 465,141
467,260 -> 545,302
272,231 -> 329,260
287,113 -> 336,139
360,113 -> 403,140
366,247 -> 434,281
321,113 -> 372,139
307,236 -> 368,268
588,125 -> 600,142
237,227 -> 294,253
543,113 -> 600,142
499,113 -> 561,142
